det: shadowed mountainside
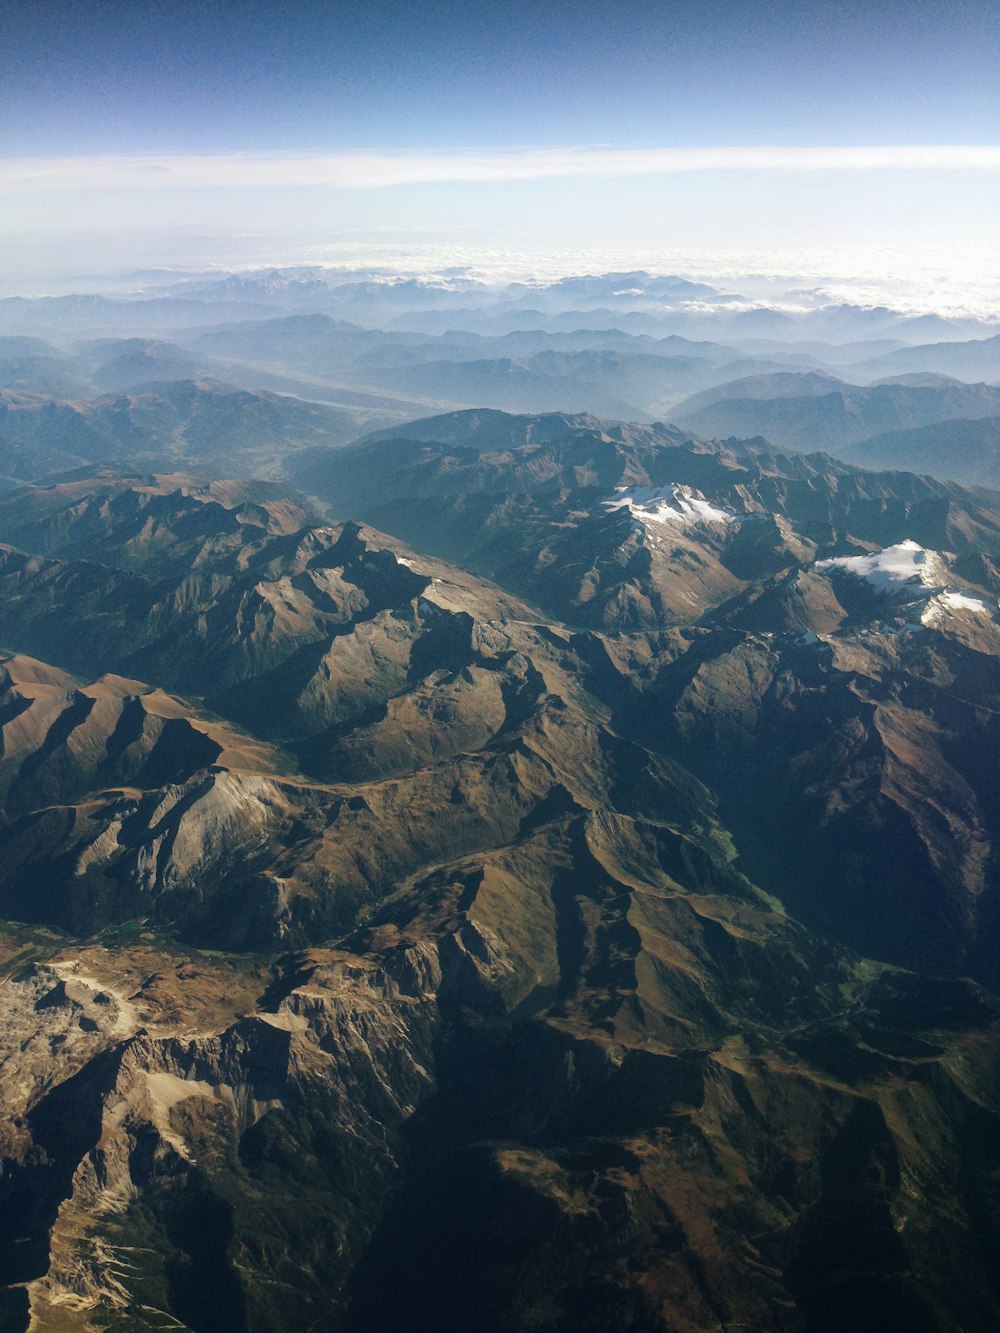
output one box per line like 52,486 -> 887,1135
845,416 -> 1000,489
0,421 -> 999,1331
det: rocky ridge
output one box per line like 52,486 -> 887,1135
0,417 -> 999,1329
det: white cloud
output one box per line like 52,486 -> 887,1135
3,145 -> 1000,193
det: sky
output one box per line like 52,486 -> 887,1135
1,0 -> 998,300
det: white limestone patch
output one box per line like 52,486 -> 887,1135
74,814 -> 127,877
603,484 -> 736,530
145,1070 -> 218,1116
816,540 -> 948,594
257,1008 -> 310,1032
49,960 -> 138,1036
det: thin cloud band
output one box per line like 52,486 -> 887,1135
3,145 -> 1000,193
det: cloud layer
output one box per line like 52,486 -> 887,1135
4,145 -> 1000,193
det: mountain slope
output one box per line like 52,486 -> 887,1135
0,471 -> 320,574
845,416 -> 1000,489
850,332 -> 1000,383
290,409 -> 1000,629
0,447 -> 999,1331
0,381 -> 361,484
671,375 -> 1000,454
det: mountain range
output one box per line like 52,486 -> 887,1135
670,373 -> 1000,455
1,264 -> 1000,1330
5,298 -> 1000,498
0,380 -> 364,484
0,404 -> 999,1330
844,416 -> 1000,489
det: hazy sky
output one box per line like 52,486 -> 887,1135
1,0 -> 998,295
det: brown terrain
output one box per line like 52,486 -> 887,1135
0,416 -> 998,1331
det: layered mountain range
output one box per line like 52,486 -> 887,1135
670,372 -> 1000,464
5,307 -> 1000,497
1,405 -> 999,1331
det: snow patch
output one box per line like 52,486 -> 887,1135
921,590 -> 998,627
816,541 -> 947,594
603,484 -> 735,530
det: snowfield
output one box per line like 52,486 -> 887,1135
603,484 -> 736,530
816,540 -> 948,594
921,590 -> 999,627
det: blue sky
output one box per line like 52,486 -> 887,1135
3,0 -> 999,153
1,0 -> 998,293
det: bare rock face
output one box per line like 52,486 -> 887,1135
3,897 -> 999,1333
0,941 -> 439,1330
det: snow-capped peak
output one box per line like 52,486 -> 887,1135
603,484 -> 735,530
815,540 -> 948,594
